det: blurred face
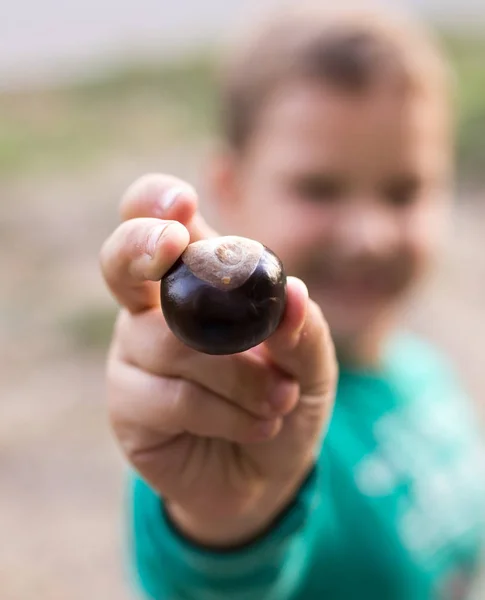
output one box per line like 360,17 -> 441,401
209,81 -> 452,361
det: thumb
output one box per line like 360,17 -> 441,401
263,277 -> 338,399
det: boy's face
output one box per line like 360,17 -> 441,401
210,81 -> 451,353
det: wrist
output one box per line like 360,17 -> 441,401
165,504 -> 271,549
164,465 -> 316,550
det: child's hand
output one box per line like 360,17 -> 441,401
100,174 -> 337,547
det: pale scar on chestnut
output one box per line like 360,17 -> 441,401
160,235 -> 287,355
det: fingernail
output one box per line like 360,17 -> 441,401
146,223 -> 170,257
268,380 -> 298,411
160,185 -> 195,213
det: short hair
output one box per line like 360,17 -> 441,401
218,2 -> 453,149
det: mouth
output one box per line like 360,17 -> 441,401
307,267 -> 405,304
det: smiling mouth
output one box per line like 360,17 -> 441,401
310,269 -> 405,301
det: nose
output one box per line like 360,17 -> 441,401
332,204 -> 398,261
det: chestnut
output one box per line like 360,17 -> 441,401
160,235 -> 287,355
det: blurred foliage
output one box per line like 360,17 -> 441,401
441,32 -> 485,184
60,305 -> 118,351
0,54 -> 218,177
0,31 -> 484,184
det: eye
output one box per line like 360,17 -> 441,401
382,176 -> 422,207
291,175 -> 345,204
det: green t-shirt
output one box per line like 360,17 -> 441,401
126,333 -> 485,599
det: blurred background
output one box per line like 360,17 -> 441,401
1,1 -> 484,598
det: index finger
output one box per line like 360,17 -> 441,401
120,173 -> 218,241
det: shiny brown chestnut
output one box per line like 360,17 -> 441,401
160,235 -> 287,355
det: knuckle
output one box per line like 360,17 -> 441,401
105,377 -> 128,433
310,298 -> 326,327
310,300 -> 331,342
130,450 -> 174,489
233,356 -> 267,396
150,324 -> 189,372
168,377 -> 193,424
115,307 -> 132,332
112,309 -> 136,348
113,422 -> 141,462
165,330 -> 192,365
233,415 -> 255,441
105,356 -> 135,421
121,432 -> 176,489
172,375 -> 189,403
226,360 -> 248,402
117,308 -> 184,375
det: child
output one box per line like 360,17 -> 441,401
100,3 -> 485,599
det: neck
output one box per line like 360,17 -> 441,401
334,318 -> 395,372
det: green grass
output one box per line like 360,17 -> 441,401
0,32 -> 484,184
441,32 -> 485,182
60,305 -> 118,351
0,54 -> 218,177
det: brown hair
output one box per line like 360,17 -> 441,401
218,2 -> 452,149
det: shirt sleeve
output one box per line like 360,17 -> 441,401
125,465 -> 323,600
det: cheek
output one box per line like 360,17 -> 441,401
400,204 -> 449,275
276,209 -> 335,273
241,196 -> 333,271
